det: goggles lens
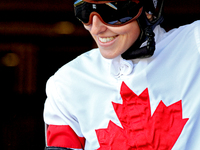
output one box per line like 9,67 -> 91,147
74,0 -> 143,26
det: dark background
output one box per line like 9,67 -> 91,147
0,0 -> 199,149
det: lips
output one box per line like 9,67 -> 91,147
99,35 -> 118,43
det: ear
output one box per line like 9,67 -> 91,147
145,12 -> 153,21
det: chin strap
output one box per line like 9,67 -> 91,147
122,0 -> 164,60
121,24 -> 156,59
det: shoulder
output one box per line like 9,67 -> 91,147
170,20 -> 200,50
152,20 -> 200,60
46,48 -> 107,98
54,48 -> 101,78
166,20 -> 200,37
187,20 -> 200,28
178,20 -> 200,37
62,48 -> 100,68
156,20 -> 200,48
45,48 -> 102,103
44,47 -> 111,117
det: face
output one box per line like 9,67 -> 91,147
84,15 -> 140,59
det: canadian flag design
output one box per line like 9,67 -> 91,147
96,82 -> 189,149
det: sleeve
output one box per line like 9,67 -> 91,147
43,76 -> 85,150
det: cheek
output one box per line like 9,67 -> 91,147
127,27 -> 140,44
116,21 -> 140,37
117,22 -> 140,47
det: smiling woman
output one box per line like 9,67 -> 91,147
44,0 -> 200,150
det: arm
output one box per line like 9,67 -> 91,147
44,76 -> 85,149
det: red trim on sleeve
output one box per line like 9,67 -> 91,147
47,125 -> 85,149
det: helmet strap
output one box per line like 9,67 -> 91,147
122,0 -> 164,60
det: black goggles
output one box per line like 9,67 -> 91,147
74,0 -> 143,26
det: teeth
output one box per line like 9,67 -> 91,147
99,36 -> 117,43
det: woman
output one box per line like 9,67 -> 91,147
44,0 -> 200,149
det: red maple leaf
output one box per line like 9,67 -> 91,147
96,82 -> 189,150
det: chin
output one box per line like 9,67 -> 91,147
100,52 -> 119,59
99,48 -> 123,59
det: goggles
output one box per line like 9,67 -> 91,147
74,0 -> 143,26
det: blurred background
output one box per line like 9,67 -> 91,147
0,0 -> 199,149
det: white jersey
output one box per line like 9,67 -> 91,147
44,20 -> 200,150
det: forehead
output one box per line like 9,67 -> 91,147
82,0 -> 140,4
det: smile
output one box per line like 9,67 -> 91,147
99,36 -> 118,43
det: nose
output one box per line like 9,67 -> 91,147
90,15 -> 107,35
